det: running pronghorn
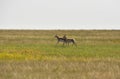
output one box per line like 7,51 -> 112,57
66,39 -> 77,46
65,36 -> 77,46
54,35 -> 67,45
55,35 -> 77,46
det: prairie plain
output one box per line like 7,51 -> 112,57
0,30 -> 120,79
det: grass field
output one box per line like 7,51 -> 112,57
0,30 -> 120,79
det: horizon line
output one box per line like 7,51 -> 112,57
0,28 -> 119,30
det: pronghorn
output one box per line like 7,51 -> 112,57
54,35 -> 66,45
62,35 -> 76,46
66,38 -> 77,46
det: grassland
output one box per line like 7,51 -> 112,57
0,30 -> 120,79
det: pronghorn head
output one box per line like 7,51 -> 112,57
55,35 -> 58,38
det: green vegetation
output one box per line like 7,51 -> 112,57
0,30 -> 120,60
0,30 -> 120,79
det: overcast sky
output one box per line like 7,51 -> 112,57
0,0 -> 120,29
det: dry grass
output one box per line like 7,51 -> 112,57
0,59 -> 120,79
0,30 -> 120,45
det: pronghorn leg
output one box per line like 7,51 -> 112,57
56,41 -> 59,45
73,42 -> 77,47
67,42 -> 69,46
71,41 -> 75,46
63,42 -> 65,45
63,41 -> 66,46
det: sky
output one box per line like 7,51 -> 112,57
0,0 -> 120,30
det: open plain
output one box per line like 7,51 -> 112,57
0,30 -> 120,79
